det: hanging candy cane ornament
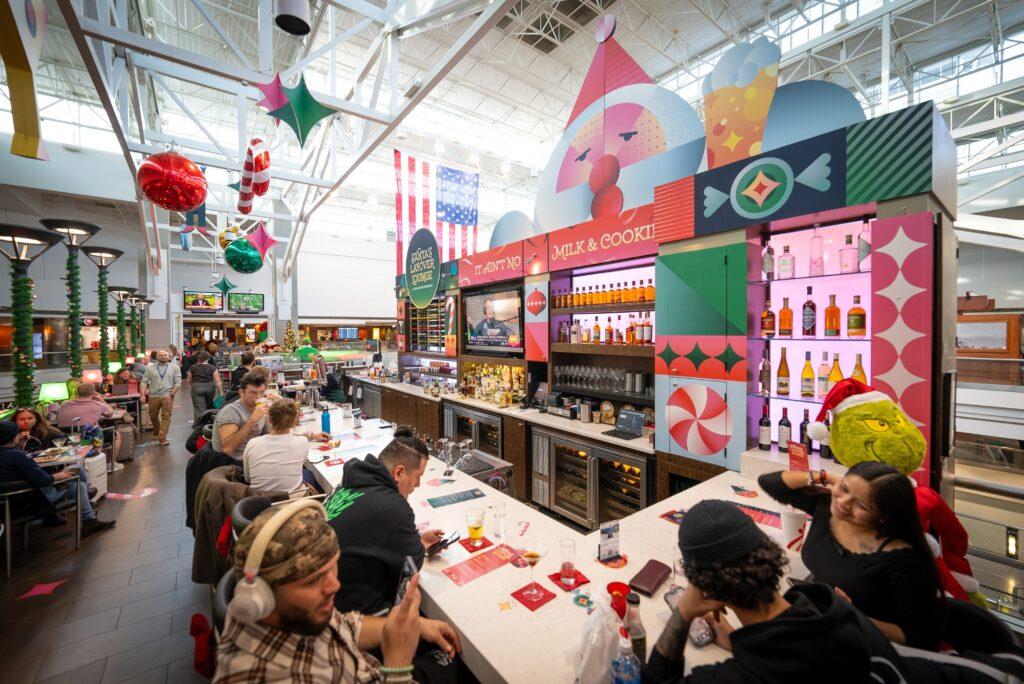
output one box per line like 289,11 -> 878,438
237,138 -> 271,214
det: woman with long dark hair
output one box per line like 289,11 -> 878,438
12,407 -> 65,452
760,461 -> 944,649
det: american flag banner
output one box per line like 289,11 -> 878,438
393,149 -> 479,274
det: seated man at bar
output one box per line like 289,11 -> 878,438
215,501 -> 460,684
243,399 -> 322,493
56,382 -> 114,429
325,426 -> 444,615
645,499 -> 911,683
212,372 -> 272,459
230,351 -> 256,391
0,421 -> 115,535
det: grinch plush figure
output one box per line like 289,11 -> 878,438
808,378 -> 985,607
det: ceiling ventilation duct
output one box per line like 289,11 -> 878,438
275,0 -> 311,35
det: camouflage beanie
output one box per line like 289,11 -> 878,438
233,504 -> 339,586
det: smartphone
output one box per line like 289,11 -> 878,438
425,531 -> 461,556
663,583 -> 683,609
394,556 -> 418,606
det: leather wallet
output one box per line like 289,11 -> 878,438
628,559 -> 672,597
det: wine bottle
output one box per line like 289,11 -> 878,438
777,245 -> 795,279
762,243 -> 775,281
759,355 -> 771,396
800,351 -> 815,397
777,347 -> 790,396
847,295 -> 866,337
778,407 -> 792,447
852,353 -> 867,383
839,234 -> 858,273
817,351 -> 829,398
800,409 -> 812,452
760,299 -> 776,338
778,297 -> 793,338
820,413 -> 832,460
825,294 -> 840,337
809,227 -> 825,277
758,404 -> 771,450
827,353 -> 843,392
802,287 -> 816,337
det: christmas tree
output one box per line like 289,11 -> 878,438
282,321 -> 296,352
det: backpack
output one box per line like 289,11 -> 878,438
112,424 -> 136,462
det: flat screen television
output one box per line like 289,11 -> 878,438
464,289 -> 523,353
184,290 -> 223,312
227,292 -> 264,314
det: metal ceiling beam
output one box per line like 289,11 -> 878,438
76,16 -> 395,125
282,17 -> 374,80
953,110 -> 1024,140
282,0 -> 520,277
395,0 -> 492,37
324,0 -> 388,24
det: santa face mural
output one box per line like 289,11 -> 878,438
534,31 -> 706,233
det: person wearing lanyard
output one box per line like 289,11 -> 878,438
141,348 -> 182,446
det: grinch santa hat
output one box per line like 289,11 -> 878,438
806,378 -> 892,446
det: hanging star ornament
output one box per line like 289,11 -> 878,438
268,74 -> 336,147
213,276 -> 236,295
246,220 -> 279,259
256,73 -> 288,113
18,579 -> 68,599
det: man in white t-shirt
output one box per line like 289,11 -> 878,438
243,399 -> 320,492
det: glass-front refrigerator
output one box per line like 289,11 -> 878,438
550,435 -> 596,528
595,448 -> 648,524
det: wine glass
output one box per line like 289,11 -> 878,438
52,435 -> 67,449
521,536 -> 549,600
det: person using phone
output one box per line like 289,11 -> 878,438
325,427 -> 444,615
215,502 -> 460,683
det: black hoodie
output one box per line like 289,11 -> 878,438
326,455 -> 424,615
646,583 -> 910,684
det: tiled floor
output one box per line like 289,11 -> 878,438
1,394 -> 209,684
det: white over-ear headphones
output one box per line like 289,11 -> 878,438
228,498 -> 327,624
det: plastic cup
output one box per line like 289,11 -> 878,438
781,507 -> 808,552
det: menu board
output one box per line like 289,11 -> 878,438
442,544 -> 521,586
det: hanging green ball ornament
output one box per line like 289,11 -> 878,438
224,239 -> 264,274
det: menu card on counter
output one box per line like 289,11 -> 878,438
442,544 -> 521,586
787,441 -> 809,472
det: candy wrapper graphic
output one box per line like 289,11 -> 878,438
702,37 -> 781,169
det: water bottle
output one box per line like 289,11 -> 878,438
321,407 -> 331,434
611,627 -> 641,684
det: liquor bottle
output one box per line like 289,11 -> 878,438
847,295 -> 866,337
570,319 -> 580,344
631,281 -> 641,302
615,315 -> 624,344
559,321 -> 568,343
778,297 -> 793,338
605,317 -> 614,345
839,234 -> 858,273
641,316 -> 653,344
592,318 -> 601,345
757,403 -> 770,450
824,294 -> 840,337
800,351 -> 815,397
809,226 -> 825,277
760,299 -> 776,338
625,315 -> 636,345
762,243 -> 775,281
820,413 -> 832,460
573,287 -> 581,308
777,347 -> 790,396
758,355 -> 771,396
858,222 -> 871,269
581,318 -> 590,343
852,353 -> 867,383
645,279 -> 655,302
637,281 -> 646,302
802,287 -> 816,337
778,407 -> 792,447
613,283 -> 622,304
827,353 -> 843,392
777,246 -> 795,279
817,351 -> 829,398
800,409 -> 812,452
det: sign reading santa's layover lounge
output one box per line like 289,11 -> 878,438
406,229 -> 441,309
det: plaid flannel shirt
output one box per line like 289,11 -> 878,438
214,609 -> 382,683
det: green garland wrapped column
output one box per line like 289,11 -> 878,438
98,267 -> 109,377
11,261 -> 35,406
129,305 -> 139,356
67,246 -> 83,377
116,299 -> 127,364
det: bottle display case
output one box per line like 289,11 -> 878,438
407,295 -> 445,353
749,220 -> 873,453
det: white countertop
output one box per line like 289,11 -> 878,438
739,445 -> 848,481
304,423 -> 802,683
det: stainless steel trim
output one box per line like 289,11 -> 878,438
948,473 -> 1024,499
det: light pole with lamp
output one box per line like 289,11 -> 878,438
136,297 -> 153,357
127,295 -> 141,357
40,219 -> 101,379
0,225 -> 64,406
108,287 -> 137,369
82,247 -> 123,379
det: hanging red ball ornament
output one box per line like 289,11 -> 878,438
136,151 -> 208,211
